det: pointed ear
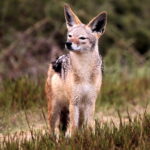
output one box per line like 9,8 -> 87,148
87,11 -> 107,35
64,4 -> 82,29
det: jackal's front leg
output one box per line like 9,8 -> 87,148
84,100 -> 96,132
66,103 -> 79,137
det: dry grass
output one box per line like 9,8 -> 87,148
0,114 -> 150,150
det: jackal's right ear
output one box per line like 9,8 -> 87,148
64,4 -> 81,29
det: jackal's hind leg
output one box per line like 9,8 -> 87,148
48,103 -> 60,138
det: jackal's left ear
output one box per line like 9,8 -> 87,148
64,4 -> 82,29
88,11 -> 107,35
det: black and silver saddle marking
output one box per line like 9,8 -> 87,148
52,54 -> 70,79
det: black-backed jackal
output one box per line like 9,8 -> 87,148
45,4 -> 107,137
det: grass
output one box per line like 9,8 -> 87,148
0,76 -> 46,112
0,114 -> 150,150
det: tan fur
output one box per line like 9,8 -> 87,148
45,4 -> 107,137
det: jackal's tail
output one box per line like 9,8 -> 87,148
45,64 -> 55,122
45,64 -> 54,98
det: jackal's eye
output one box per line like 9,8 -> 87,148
68,34 -> 72,38
79,37 -> 87,40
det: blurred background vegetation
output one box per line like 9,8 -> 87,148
0,0 -> 150,111
0,0 -> 149,80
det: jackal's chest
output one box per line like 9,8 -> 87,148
71,64 -> 101,84
75,83 -> 94,95
70,82 -> 98,105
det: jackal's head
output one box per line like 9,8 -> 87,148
64,4 -> 107,52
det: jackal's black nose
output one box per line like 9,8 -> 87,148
65,42 -> 72,49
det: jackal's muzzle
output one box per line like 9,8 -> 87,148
65,41 -> 81,51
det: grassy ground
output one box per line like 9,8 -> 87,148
0,114 -> 150,150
